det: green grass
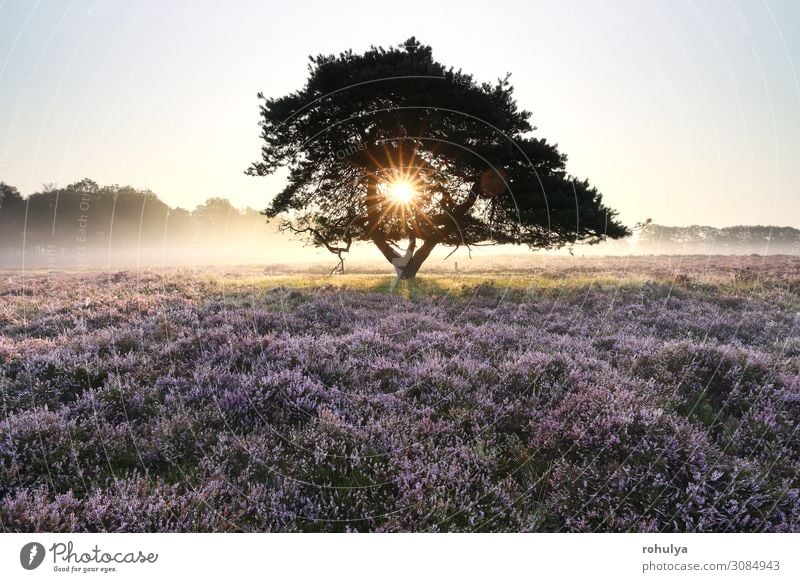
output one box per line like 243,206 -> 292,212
206,272 -> 666,298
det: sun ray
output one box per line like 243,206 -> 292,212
388,179 -> 414,204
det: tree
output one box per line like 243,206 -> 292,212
0,183 -> 25,252
193,197 -> 237,231
250,38 -> 630,278
0,182 -> 23,204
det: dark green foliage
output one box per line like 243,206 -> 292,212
248,38 -> 630,277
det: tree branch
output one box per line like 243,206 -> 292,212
283,221 -> 352,274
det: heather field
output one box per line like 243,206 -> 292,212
1,255 -> 799,532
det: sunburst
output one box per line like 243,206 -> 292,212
387,179 -> 415,205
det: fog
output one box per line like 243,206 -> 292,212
2,181 -> 798,274
3,230 -> 798,275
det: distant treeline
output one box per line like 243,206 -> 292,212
0,179 -> 284,265
2,179 -> 798,266
637,224 -> 800,254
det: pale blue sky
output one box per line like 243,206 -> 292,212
1,0 -> 798,227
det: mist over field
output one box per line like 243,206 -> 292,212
2,180 -> 798,273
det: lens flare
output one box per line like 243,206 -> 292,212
387,179 -> 415,204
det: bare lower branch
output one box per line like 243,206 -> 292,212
283,220 -> 352,274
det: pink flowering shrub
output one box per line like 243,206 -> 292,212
0,263 -> 798,531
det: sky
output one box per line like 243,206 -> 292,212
0,0 -> 799,228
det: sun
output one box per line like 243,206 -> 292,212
387,179 -> 415,205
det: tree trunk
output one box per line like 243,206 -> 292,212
397,236 -> 438,279
398,263 -> 419,280
373,179 -> 481,281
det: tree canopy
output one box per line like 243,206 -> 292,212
247,38 -> 630,277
